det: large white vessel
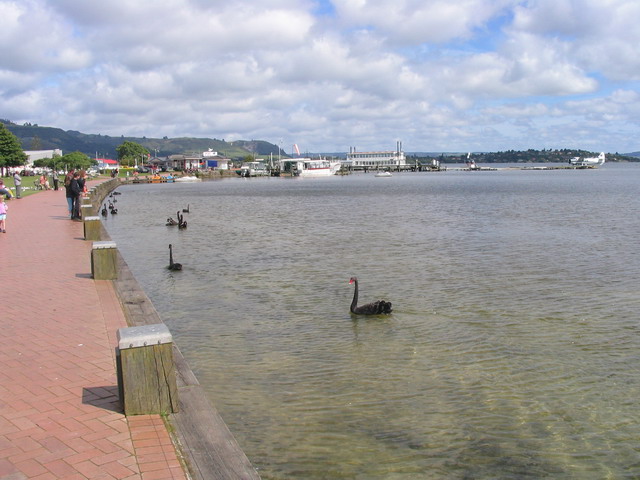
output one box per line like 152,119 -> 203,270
344,142 -> 407,171
279,158 -> 341,177
296,158 -> 341,177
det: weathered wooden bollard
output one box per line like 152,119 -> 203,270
80,203 -> 93,219
91,241 -> 117,279
116,324 -> 178,415
83,216 -> 102,241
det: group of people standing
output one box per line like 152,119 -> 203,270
64,169 -> 88,220
0,169 -> 88,232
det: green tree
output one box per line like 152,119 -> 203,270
0,123 -> 27,174
116,141 -> 149,167
59,151 -> 95,171
33,158 -> 53,168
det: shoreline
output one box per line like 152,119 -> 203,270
0,182 -> 189,479
93,179 -> 261,480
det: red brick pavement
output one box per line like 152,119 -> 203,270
0,187 -> 188,479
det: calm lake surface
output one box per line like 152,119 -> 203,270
104,164 -> 640,479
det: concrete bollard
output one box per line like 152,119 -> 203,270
83,216 -> 102,241
91,241 -> 117,279
116,324 -> 178,415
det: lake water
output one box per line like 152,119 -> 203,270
104,164 -> 640,479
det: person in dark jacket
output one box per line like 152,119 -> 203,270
69,172 -> 82,220
64,169 -> 75,217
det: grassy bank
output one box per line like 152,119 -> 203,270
1,175 -> 50,198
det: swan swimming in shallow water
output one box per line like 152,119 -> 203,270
349,277 -> 392,315
167,244 -> 182,271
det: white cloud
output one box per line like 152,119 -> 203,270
0,0 -> 91,74
0,0 -> 638,152
512,0 -> 640,81
332,0 -> 515,45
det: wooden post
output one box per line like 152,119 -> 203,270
91,241 -> 117,279
81,204 -> 93,219
83,216 -> 102,241
116,324 -> 178,415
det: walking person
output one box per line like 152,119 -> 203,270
0,196 -> 7,233
52,169 -> 59,190
13,171 -> 22,199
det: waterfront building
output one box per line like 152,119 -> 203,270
343,142 -> 407,170
168,151 -> 230,170
24,149 -> 63,166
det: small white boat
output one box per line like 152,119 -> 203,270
375,170 -> 392,177
174,175 -> 201,182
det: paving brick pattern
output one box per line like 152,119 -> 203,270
0,187 -> 188,479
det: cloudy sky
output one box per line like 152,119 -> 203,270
1,0 -> 639,153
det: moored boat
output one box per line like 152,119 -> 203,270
174,175 -> 201,182
280,158 -> 341,177
237,162 -> 269,177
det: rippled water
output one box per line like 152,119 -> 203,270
104,165 -> 640,479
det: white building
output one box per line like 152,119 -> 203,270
202,150 -> 230,170
24,149 -> 62,165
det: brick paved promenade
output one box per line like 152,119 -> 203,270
0,186 -> 188,479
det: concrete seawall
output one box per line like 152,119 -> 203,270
90,178 -> 261,480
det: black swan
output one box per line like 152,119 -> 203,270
349,277 -> 392,315
167,244 -> 182,270
166,217 -> 178,226
182,204 -> 190,213
101,204 -> 107,217
177,211 -> 187,229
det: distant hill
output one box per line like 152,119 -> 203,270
3,120 -> 638,162
1,120 -> 283,161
